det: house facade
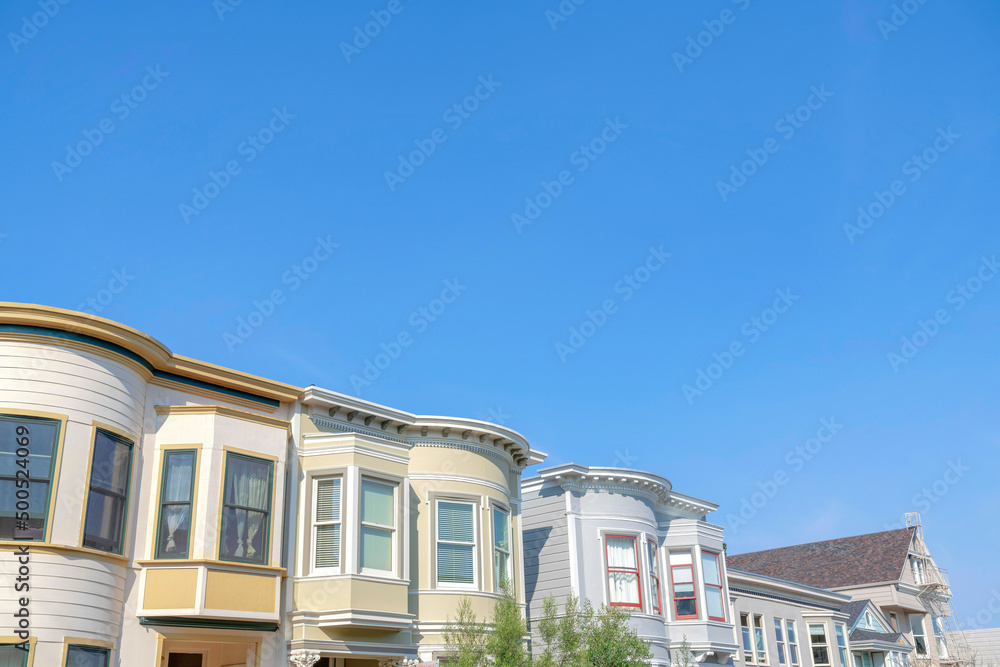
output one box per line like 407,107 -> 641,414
521,463 -> 739,666
727,521 -> 959,667
0,304 -> 545,667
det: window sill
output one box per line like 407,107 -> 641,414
135,558 -> 286,575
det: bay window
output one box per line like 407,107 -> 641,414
741,614 -> 755,663
910,615 -> 927,655
155,449 -> 196,558
787,620 -> 799,665
669,552 -> 697,618
836,624 -> 848,666
648,540 -> 662,615
360,478 -> 396,574
313,477 -> 342,571
0,643 -> 27,666
774,618 -> 787,664
0,414 -> 60,541
702,550 -> 725,620
82,429 -> 134,554
809,623 -> 830,667
219,452 -> 273,565
493,506 -> 511,590
606,535 -> 642,609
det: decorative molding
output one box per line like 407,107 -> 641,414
289,650 -> 321,667
408,473 -> 510,496
154,404 -> 290,431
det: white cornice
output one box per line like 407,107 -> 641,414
727,569 -> 852,606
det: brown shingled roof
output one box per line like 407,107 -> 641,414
727,527 -> 916,589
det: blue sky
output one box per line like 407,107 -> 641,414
3,0 -> 999,627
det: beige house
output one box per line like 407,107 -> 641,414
285,386 -> 545,665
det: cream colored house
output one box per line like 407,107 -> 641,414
285,386 -> 545,665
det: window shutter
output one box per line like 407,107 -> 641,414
314,478 -> 341,568
439,502 -> 474,542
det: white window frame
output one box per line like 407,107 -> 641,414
436,498 -> 478,590
491,503 -> 511,592
809,623 -> 831,667
910,614 -> 927,656
911,556 -> 926,584
359,476 -> 397,576
311,475 -> 343,575
753,614 -> 768,664
835,624 -> 848,666
774,618 -> 788,665
741,613 -> 756,664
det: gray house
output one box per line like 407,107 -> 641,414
522,464 -> 739,666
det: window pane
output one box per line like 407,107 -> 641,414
316,478 -> 341,522
66,646 -> 109,667
787,621 -> 797,643
810,624 -> 828,644
673,566 -> 693,584
608,571 -> 640,605
361,525 -> 392,571
836,626 -> 846,647
495,549 -> 510,586
0,416 -> 60,541
157,505 -> 191,557
742,627 -> 754,653
607,537 -> 637,569
493,508 -> 509,550
775,619 -> 785,642
361,480 -> 394,527
315,523 -> 341,568
778,644 -> 786,665
438,541 -> 474,583
438,501 -> 473,543
790,645 -> 799,665
162,451 -> 194,502
224,455 -> 271,511
702,552 -> 721,585
0,644 -> 26,667
89,431 -> 131,495
813,647 -> 830,665
669,552 -> 692,566
706,587 -> 724,619
220,507 -> 268,563
676,598 -> 696,617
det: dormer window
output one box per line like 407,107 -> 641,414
910,556 -> 926,584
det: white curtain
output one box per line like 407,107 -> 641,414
228,458 -> 269,558
163,456 -> 192,553
606,537 -> 639,604
245,473 -> 268,558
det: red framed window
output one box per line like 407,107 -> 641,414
669,552 -> 698,619
605,535 -> 642,609
648,539 -> 662,615
701,550 -> 726,621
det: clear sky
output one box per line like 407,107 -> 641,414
3,0 -> 998,628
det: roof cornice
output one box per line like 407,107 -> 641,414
727,569 -> 852,606
0,303 -> 301,406
301,385 -> 546,468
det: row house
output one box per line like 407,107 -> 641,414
0,304 -> 545,667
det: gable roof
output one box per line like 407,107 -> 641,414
842,599 -> 891,633
727,527 -> 916,589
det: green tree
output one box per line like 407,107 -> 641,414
535,593 -> 592,667
585,604 -> 653,667
443,597 -> 487,667
487,581 -> 530,667
674,635 -> 695,667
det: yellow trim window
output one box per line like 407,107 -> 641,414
219,453 -> 273,565
65,644 -> 110,666
155,450 -> 197,558
83,429 -> 134,554
0,414 -> 61,541
359,478 -> 395,574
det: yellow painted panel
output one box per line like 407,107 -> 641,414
204,570 -> 276,613
144,568 -> 199,609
